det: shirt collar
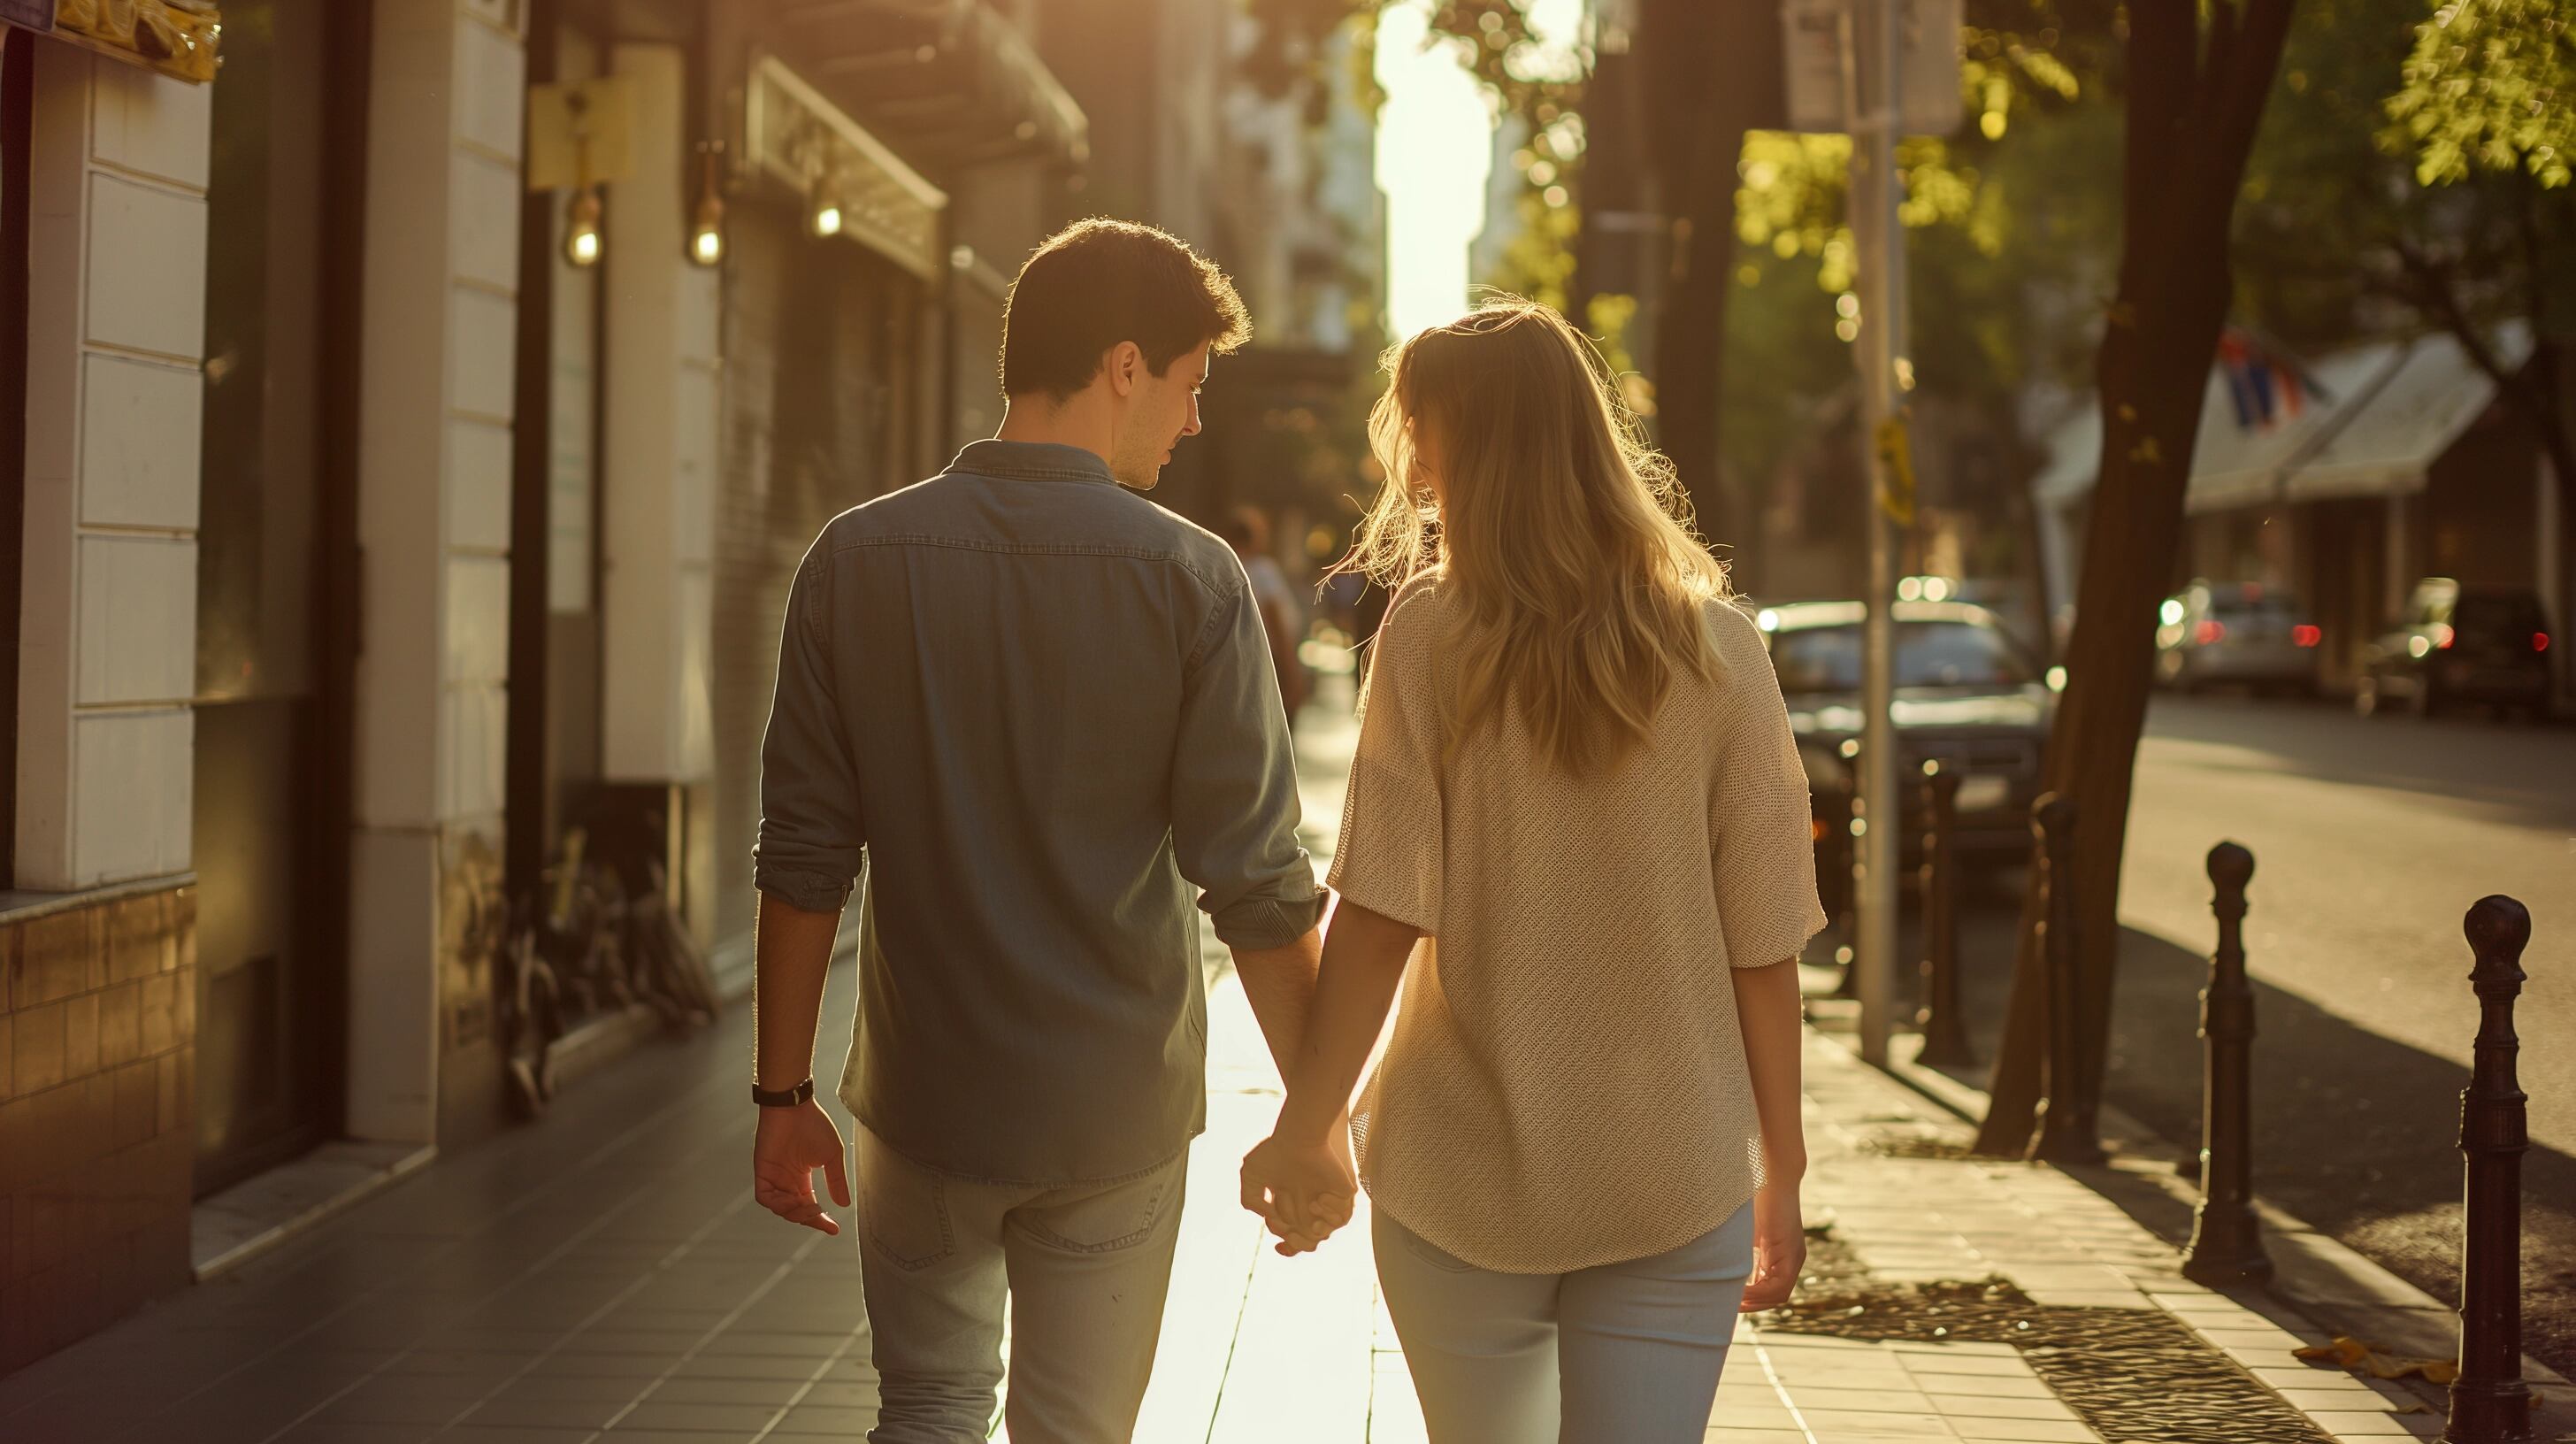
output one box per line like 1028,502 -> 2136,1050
948,439 -> 1116,486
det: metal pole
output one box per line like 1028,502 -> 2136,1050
1915,761 -> 1973,1067
2184,841 -> 2270,1285
1849,0 -> 1906,1065
2448,895 -> 2533,1444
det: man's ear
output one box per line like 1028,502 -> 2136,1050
1105,341 -> 1144,397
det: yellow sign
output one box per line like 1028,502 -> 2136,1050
1874,414 -> 1917,527
526,77 -> 637,192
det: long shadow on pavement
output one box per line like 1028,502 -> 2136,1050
1928,882 -> 2576,1378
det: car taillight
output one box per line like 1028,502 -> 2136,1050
2195,620 -> 2226,645
2292,625 -> 2321,648
2436,624 -> 2456,649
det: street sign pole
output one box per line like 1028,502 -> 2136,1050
1851,0 -> 1906,1066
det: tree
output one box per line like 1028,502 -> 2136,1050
2382,0 -> 2576,686
1972,0 -> 2299,1156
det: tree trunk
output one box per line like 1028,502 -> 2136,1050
1630,0 -> 1783,580
1974,0 -> 2297,1156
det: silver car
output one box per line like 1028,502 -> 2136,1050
2154,580 -> 2322,694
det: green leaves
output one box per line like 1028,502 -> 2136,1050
2386,0 -> 2574,187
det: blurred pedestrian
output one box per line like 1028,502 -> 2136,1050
1239,297 -> 1823,1444
1215,505 -> 1311,726
748,219 -> 1328,1444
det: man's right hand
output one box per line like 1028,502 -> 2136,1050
754,1098 -> 852,1235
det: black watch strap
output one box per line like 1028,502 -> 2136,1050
752,1078 -> 815,1109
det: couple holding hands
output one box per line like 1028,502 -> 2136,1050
747,218 -> 1821,1444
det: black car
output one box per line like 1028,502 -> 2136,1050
1759,600 -> 2056,910
2356,579 -> 2555,721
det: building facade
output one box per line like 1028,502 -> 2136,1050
0,0 -> 1107,1373
4,0 -> 1387,1376
2030,330 -> 2569,701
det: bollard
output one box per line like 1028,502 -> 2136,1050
2183,841 -> 2271,1285
2028,794 -> 2105,1164
1914,761 -> 1974,1067
2447,895 -> 2533,1444
1829,753 -> 1862,998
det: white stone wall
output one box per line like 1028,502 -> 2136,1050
347,0 -> 525,1144
14,46 -> 212,893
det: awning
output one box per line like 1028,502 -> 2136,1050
2027,325 -> 2531,516
766,0 -> 1089,175
744,55 -> 949,281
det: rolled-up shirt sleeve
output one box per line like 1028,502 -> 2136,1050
753,547 -> 866,915
1325,588 -> 1443,935
1709,605 -> 1828,968
1170,575 -> 1324,949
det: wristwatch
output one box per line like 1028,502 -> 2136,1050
752,1077 -> 815,1109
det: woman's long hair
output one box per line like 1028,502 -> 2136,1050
1338,296 -> 1730,776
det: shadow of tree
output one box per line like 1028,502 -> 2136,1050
1922,886 -> 2576,1375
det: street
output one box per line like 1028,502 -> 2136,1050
1936,693 -> 2576,1375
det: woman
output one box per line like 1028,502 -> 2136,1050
1240,297 -> 1823,1443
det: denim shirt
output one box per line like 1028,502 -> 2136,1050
754,440 -> 1323,1184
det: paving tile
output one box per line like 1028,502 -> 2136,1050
1922,1394 -> 2080,1422
1706,1402 -> 1802,1430
1943,1417 -> 2102,1442
1798,1407 -> 1958,1435
1897,1354 -> 2039,1378
2277,1387 -> 2405,1412
2308,1410 -> 2419,1436
770,1403 -> 880,1434
1785,1386 -> 1941,1413
1911,1375 -> 2058,1401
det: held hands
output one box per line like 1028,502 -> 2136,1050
753,1098 -> 852,1236
1240,1122 -> 1358,1256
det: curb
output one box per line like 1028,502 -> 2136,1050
1846,1025 -> 2574,1420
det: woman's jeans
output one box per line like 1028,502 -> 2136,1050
1373,1201 -> 1758,1444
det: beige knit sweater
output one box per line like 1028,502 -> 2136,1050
1330,579 -> 1826,1275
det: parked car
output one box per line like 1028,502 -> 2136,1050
2357,579 -> 2555,721
1759,600 -> 2056,914
2153,580 -> 2323,694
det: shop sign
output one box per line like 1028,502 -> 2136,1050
16,0 -> 222,85
746,55 -> 947,283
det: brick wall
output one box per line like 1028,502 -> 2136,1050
0,885 -> 197,1373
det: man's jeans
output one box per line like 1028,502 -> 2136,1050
855,1125 -> 1185,1443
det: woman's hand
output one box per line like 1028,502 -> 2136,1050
1738,1174 -> 1807,1312
1240,1125 -> 1358,1256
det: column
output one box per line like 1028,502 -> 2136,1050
600,43 -> 720,941
347,0 -> 525,1144
14,46 -> 211,893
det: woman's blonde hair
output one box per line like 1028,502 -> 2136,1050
1338,296 -> 1730,775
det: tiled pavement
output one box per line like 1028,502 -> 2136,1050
0,695 -> 2470,1442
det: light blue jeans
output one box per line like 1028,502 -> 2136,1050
1373,1201 -> 1758,1444
854,1125 -> 1186,1443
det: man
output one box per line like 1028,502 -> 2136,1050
747,219 -> 1327,1444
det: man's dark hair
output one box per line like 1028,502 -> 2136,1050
1000,219 -> 1251,400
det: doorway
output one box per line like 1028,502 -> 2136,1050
191,0 -> 349,1195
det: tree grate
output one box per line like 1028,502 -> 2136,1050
1758,1237 -> 2346,1443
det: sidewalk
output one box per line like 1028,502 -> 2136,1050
0,696 -> 2526,1444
